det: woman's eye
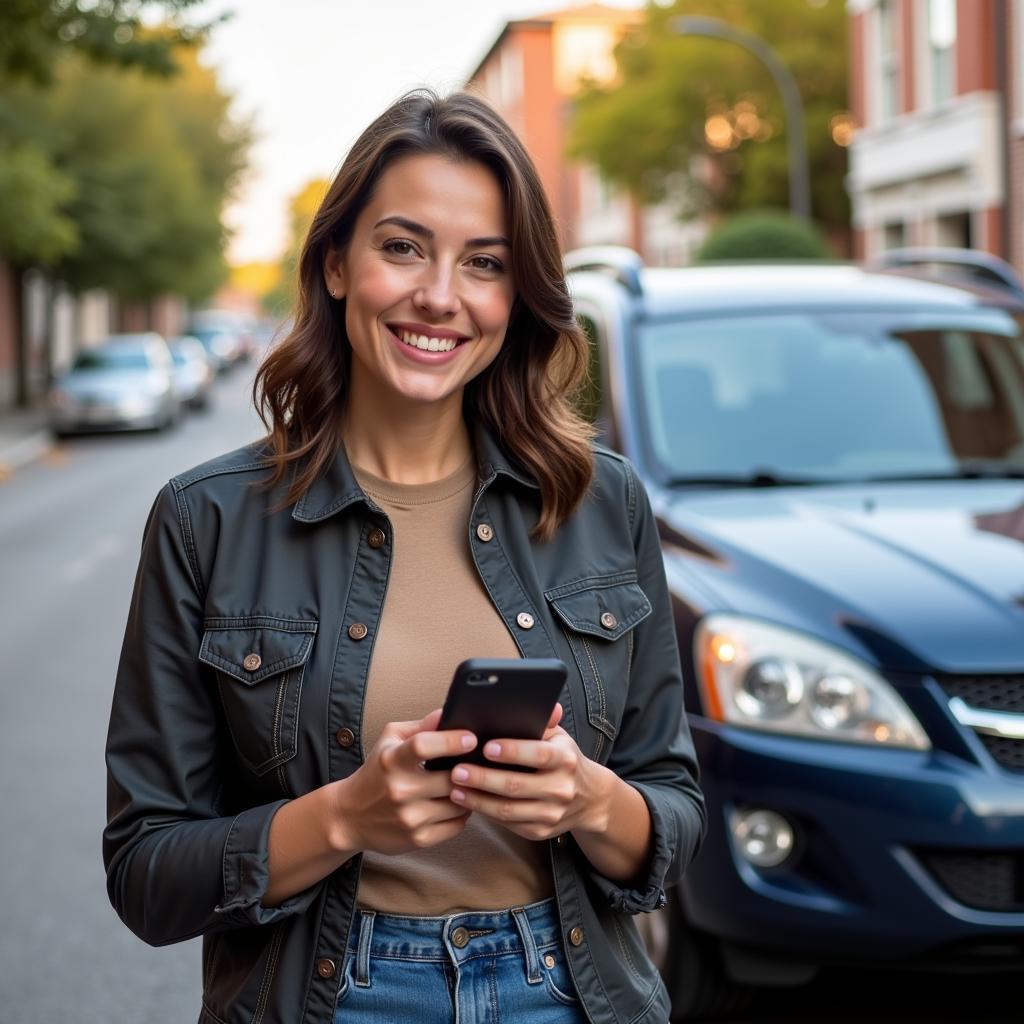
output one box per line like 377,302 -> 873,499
383,239 -> 416,256
469,255 -> 503,272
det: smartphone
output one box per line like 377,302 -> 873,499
424,657 -> 568,773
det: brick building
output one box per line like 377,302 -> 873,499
466,2 -> 707,266
847,0 -> 1023,275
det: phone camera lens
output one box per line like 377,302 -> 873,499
468,673 -> 482,683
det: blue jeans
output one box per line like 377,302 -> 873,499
333,896 -> 588,1023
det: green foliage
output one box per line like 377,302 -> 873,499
0,141 -> 77,265
569,0 -> 850,235
695,209 -> 831,261
265,178 -> 330,317
0,0 -> 219,83
0,47 -> 251,301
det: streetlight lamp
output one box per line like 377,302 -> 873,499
670,16 -> 811,221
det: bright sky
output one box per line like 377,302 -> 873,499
201,0 -> 644,266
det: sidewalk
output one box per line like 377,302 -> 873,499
0,405 -> 54,481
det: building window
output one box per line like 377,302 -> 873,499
884,221 -> 906,250
936,210 -> 971,249
877,0 -> 902,122
927,0 -> 956,105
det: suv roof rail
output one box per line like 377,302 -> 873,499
564,246 -> 645,296
869,247 -> 1024,299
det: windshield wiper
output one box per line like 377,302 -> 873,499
859,463 -> 1024,483
665,470 -> 835,488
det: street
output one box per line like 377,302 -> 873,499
0,365 -> 1020,1023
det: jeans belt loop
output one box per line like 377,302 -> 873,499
510,906 -> 542,984
355,910 -> 376,988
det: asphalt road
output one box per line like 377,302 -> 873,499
0,362 -> 1019,1023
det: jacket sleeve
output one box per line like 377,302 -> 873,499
103,483 -> 321,946
584,461 -> 707,914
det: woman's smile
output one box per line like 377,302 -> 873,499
386,322 -> 472,359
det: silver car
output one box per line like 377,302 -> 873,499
48,333 -> 180,436
168,335 -> 215,410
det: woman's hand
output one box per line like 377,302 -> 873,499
330,708 -> 478,856
447,703 -> 614,842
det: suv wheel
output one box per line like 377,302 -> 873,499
638,893 -> 754,1020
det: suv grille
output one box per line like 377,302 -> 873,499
919,850 -> 1024,912
936,675 -> 1024,773
938,675 -> 1024,712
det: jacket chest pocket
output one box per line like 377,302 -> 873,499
544,574 -> 651,760
198,617 -> 317,776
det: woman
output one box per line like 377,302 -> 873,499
104,90 -> 705,1024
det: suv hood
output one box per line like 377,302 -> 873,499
659,481 -> 1024,674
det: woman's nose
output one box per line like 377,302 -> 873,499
413,266 -> 461,317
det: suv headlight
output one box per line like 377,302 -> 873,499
695,614 -> 930,750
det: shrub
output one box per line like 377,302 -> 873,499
695,209 -> 831,262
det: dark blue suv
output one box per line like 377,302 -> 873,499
566,249 -> 1024,1018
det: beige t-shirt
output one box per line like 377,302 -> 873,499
352,454 -> 554,914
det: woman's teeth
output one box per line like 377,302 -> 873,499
397,329 -> 459,353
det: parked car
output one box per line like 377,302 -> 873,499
565,247 -> 1024,1019
168,335 -> 215,410
186,308 -> 256,369
48,332 -> 179,436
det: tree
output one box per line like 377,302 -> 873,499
265,178 -> 330,317
569,0 -> 850,239
0,0 -> 218,84
43,48 -> 250,302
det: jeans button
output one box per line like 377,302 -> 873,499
451,926 -> 470,948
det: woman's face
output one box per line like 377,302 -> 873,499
324,153 -> 516,410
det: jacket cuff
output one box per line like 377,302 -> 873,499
586,782 -> 675,915
213,801 -> 321,925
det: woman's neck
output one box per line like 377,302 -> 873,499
341,382 -> 473,486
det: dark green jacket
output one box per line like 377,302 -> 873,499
104,426 -> 706,1024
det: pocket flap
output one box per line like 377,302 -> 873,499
545,576 -> 651,641
198,617 -> 317,685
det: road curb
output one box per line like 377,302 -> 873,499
0,430 -> 55,481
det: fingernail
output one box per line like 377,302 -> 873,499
453,767 -> 469,781
451,789 -> 466,801
485,742 -> 501,758
461,734 -> 475,750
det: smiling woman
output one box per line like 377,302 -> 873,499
103,89 -> 705,1024
256,90 -> 593,534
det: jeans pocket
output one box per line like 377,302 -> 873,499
539,946 -> 580,1007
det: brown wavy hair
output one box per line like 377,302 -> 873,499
254,89 -> 594,540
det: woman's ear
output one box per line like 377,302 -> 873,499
323,248 -> 346,301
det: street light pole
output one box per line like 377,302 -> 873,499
670,15 -> 811,221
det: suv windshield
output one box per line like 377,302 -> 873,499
638,308 -> 1024,484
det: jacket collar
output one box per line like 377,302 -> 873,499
291,421 -> 537,524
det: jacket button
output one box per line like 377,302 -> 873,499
336,727 -> 356,748
315,958 -> 336,978
368,528 -> 386,549
476,523 -> 494,542
242,653 -> 262,672
451,926 -> 470,948
348,622 -> 368,641
600,612 -> 618,630
516,612 -> 534,630
569,926 -> 584,947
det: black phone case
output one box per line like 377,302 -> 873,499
424,657 -> 568,773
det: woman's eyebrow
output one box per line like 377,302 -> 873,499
373,215 -> 510,248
